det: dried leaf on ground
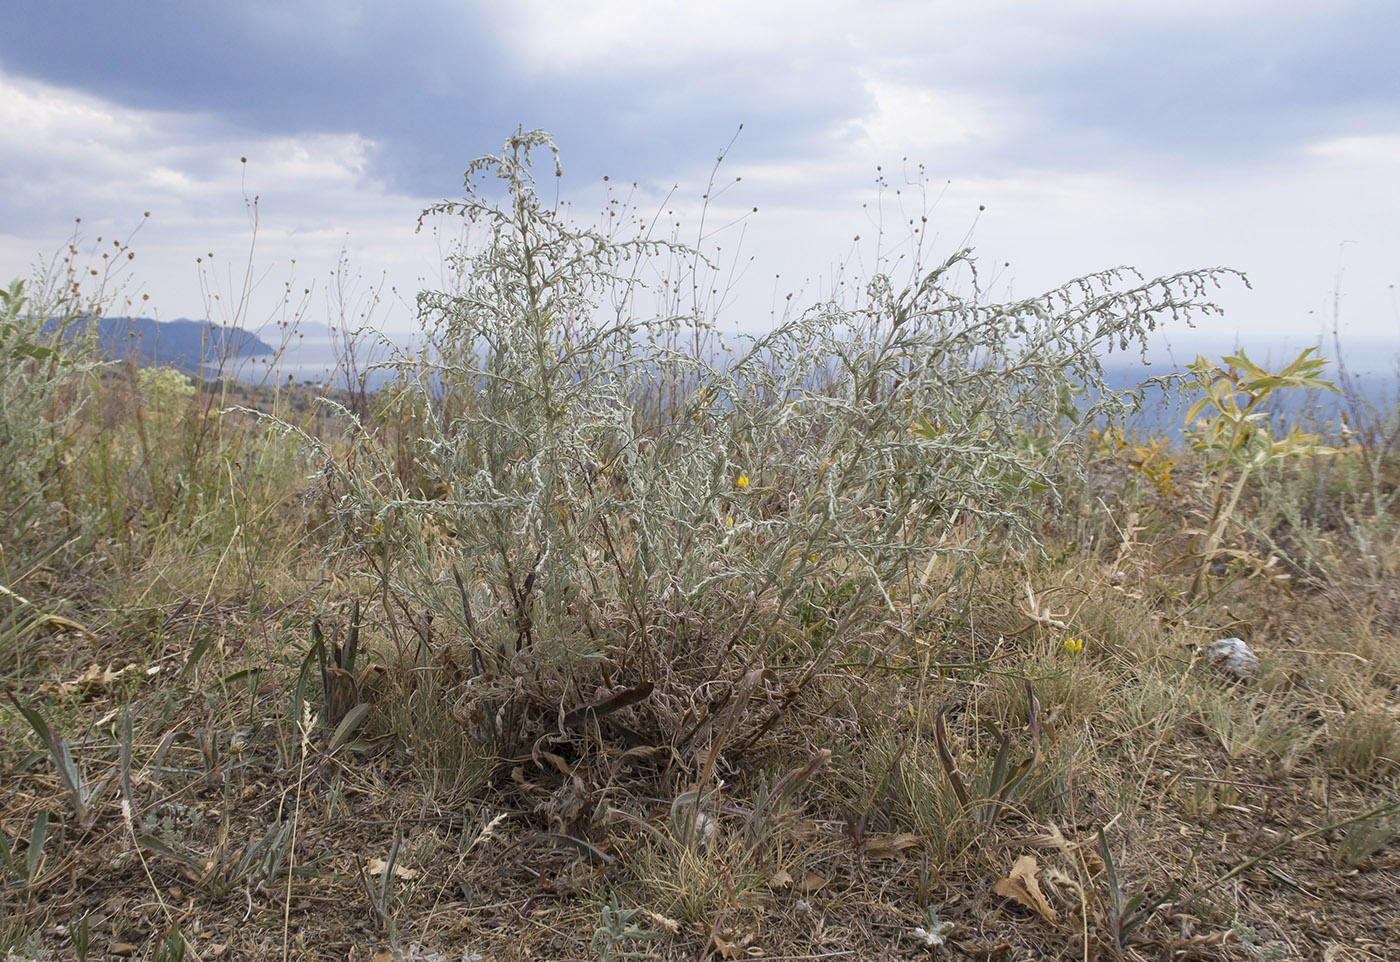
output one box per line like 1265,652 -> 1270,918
863,832 -> 920,859
992,854 -> 1058,923
50,662 -> 139,697
710,926 -> 757,960
366,857 -> 418,880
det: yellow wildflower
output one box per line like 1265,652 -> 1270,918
736,474 -> 750,489
1063,637 -> 1084,656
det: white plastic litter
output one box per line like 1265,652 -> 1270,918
1207,637 -> 1259,681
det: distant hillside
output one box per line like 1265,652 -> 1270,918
88,317 -> 274,372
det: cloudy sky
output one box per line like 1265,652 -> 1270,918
2,1 -> 1396,365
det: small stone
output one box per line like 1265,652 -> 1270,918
1207,637 -> 1259,681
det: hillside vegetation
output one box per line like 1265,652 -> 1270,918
2,131 -> 1397,962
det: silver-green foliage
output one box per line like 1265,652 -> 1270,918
0,280 -> 100,578
314,130 -> 1241,759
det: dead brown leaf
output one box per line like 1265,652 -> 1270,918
992,854 -> 1058,923
710,923 -> 757,960
51,662 -> 139,697
365,857 -> 418,881
862,832 -> 920,859
539,750 -> 573,775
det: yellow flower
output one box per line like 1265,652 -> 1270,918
1063,637 -> 1084,656
736,474 -> 750,489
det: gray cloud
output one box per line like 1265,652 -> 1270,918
8,0 -> 1390,196
0,1 -> 1396,342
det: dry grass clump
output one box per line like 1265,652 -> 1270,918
3,131 -> 1400,960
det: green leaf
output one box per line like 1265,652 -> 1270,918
10,342 -> 61,363
220,668 -> 264,687
0,829 -> 17,881
137,834 -> 207,874
179,631 -> 218,682
327,702 -> 371,752
1221,352 -> 1263,378
1098,828 -> 1124,919
7,695 -> 83,801
291,636 -> 321,728
1183,396 -> 1213,426
27,810 -> 49,881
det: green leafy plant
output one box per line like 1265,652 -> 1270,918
136,818 -> 296,901
314,600 -> 370,727
590,900 -> 662,962
1097,827 -> 1183,953
144,924 -> 187,962
1333,808 -> 1400,867
934,682 -> 1041,829
69,915 -> 90,962
0,279 -> 95,611
279,129 -> 1241,790
0,811 -> 52,893
7,695 -> 117,832
359,826 -> 405,955
1184,348 -> 1338,597
136,367 -> 195,421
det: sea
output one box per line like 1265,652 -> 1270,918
207,331 -> 1398,443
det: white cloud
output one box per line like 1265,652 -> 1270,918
499,0 -> 858,76
0,73 -> 161,148
0,71 -> 438,334
1306,133 -> 1400,165
849,75 -> 1011,157
492,0 -> 1336,84
652,100 -> 1400,348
